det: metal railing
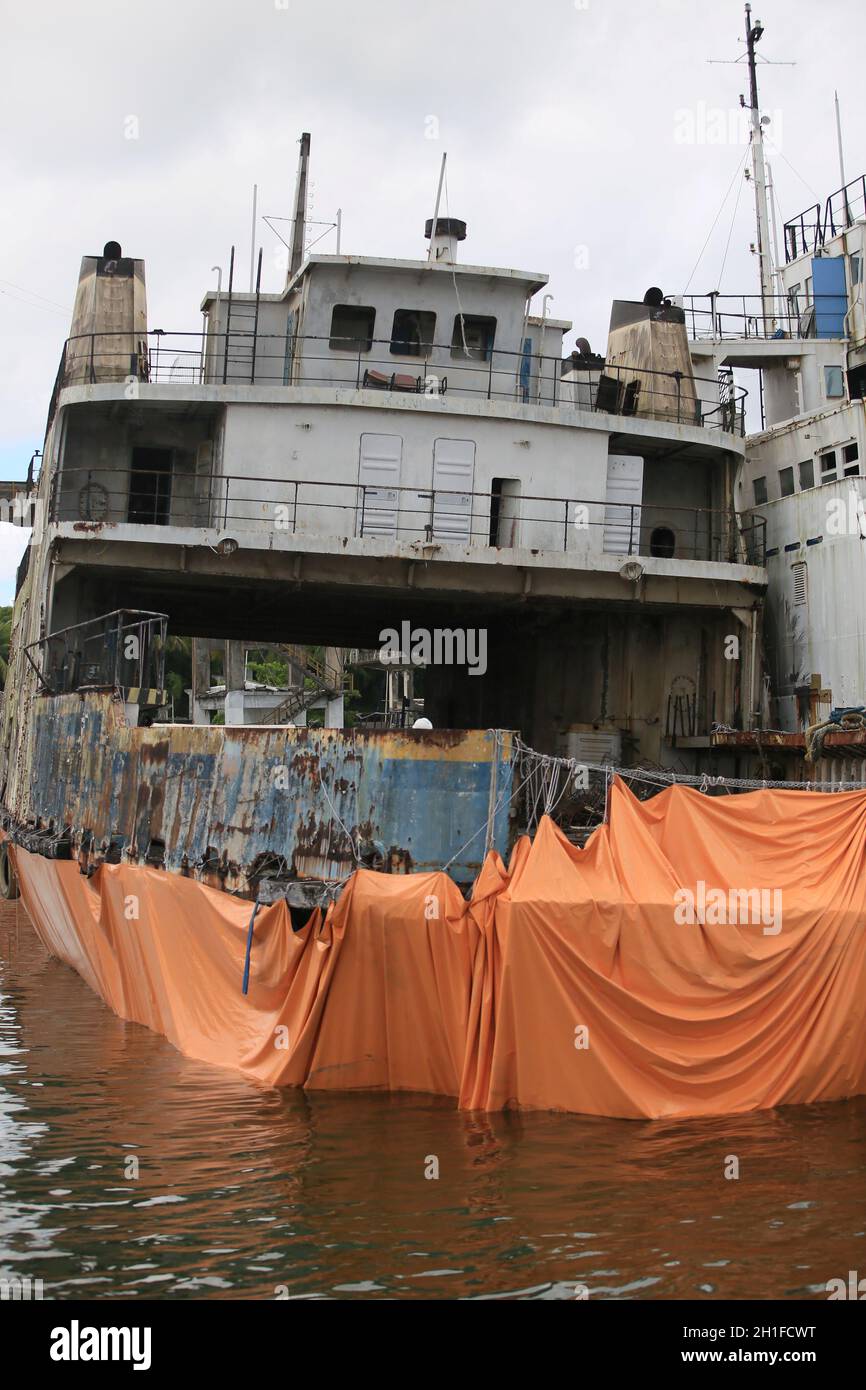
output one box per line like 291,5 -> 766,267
23,609 -> 168,697
58,330 -> 748,434
682,292 -> 848,342
783,174 -> 866,262
53,466 -> 766,566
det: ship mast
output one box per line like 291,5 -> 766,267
743,4 -> 775,329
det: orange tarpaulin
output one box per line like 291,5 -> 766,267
9,777 -> 866,1119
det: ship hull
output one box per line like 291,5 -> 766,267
9,771 -> 866,1121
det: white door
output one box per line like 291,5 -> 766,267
603,454 -> 643,554
431,438 -> 476,543
358,434 -> 402,538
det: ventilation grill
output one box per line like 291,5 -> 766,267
792,560 -> 808,605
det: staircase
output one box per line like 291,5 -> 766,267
261,645 -> 354,725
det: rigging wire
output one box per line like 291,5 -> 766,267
763,135 -> 820,203
0,277 -> 70,312
717,155 -> 747,288
683,145 -> 749,294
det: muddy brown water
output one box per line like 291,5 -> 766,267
1,899 -> 863,1300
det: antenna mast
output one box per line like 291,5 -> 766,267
743,5 -> 774,328
834,91 -> 846,187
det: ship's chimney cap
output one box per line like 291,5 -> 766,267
103,240 -> 122,260
425,217 -> 467,241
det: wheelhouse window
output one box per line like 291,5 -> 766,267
819,450 -> 837,484
753,476 -> 768,505
128,447 -> 172,525
329,305 -> 375,353
825,365 -> 845,399
779,466 -> 795,497
799,459 -> 814,490
843,442 -> 859,476
390,309 -> 436,357
451,314 -> 496,362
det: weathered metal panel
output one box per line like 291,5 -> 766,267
17,694 -> 515,893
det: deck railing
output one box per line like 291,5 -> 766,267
682,292 -> 849,342
57,330 -> 748,434
53,466 -> 767,566
783,174 -> 866,262
23,610 -> 168,697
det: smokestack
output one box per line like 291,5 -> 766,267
425,217 -> 466,265
64,241 -> 147,386
287,132 -> 311,283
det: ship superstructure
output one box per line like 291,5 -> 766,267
1,131 -> 765,900
682,8 -> 866,782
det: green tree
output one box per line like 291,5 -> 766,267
162,634 -> 192,716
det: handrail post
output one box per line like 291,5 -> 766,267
628,502 -> 635,554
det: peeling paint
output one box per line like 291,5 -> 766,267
12,693 -> 514,894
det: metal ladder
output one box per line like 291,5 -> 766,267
222,247 -> 263,385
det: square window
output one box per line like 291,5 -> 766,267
451,314 -> 496,361
390,309 -> 436,357
779,466 -> 795,497
824,365 -> 845,398
820,450 -> 837,483
799,459 -> 814,489
753,476 -> 768,505
329,305 -> 375,353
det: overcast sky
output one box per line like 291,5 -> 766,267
1,0 -> 863,601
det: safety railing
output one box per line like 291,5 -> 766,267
783,174 -> 866,262
52,466 -> 766,566
682,292 -> 849,342
23,609 -> 168,697
57,330 -> 748,434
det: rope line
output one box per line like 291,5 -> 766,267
512,737 -> 866,794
